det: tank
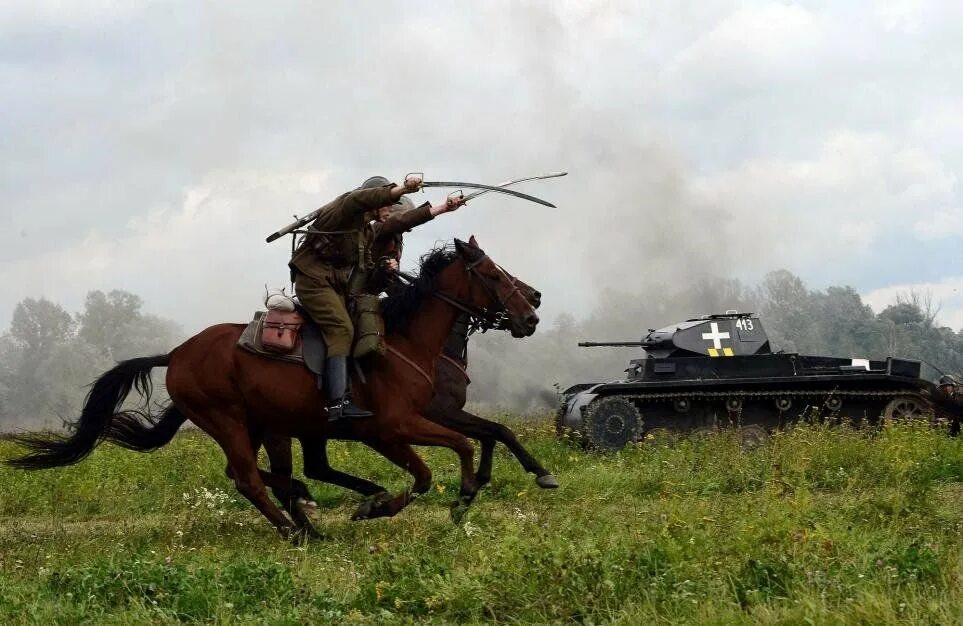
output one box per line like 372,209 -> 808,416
556,311 -> 941,450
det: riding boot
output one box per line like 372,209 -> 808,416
325,355 -> 373,421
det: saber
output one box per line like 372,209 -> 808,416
266,172 -> 563,243
419,180 -> 556,208
461,171 -> 567,203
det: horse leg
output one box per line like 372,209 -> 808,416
299,436 -> 390,497
214,427 -> 296,537
424,406 -> 559,489
476,438 -> 497,488
350,441 -> 432,521
224,432 -> 321,538
262,433 -> 322,539
399,416 -> 480,522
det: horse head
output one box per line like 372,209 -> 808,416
445,236 -> 539,338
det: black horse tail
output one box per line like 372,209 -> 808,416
6,355 -> 187,470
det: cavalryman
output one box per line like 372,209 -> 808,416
289,174 -> 464,420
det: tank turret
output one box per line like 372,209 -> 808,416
581,312 -> 771,359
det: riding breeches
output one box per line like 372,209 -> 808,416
294,271 -> 353,357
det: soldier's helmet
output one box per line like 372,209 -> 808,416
392,195 -> 415,213
361,175 -> 391,189
361,175 -> 413,212
938,374 -> 960,388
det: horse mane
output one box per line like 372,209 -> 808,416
382,244 -> 460,334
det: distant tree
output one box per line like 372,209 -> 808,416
756,270 -> 817,353
35,338 -> 113,425
77,290 -> 181,360
9,298 -> 74,362
878,302 -> 926,327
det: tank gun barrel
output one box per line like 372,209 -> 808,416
578,341 -> 645,347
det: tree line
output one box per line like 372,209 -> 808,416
0,291 -> 181,431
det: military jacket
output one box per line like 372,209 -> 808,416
289,185 -> 433,281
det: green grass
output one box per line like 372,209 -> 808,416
1,419 -> 962,624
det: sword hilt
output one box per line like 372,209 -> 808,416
404,172 -> 424,192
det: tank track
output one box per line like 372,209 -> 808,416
604,388 -> 926,403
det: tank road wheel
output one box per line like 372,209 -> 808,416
737,425 -> 770,450
775,397 -> 792,412
581,396 -> 641,451
725,397 -> 743,423
689,425 -> 719,441
881,395 -> 928,424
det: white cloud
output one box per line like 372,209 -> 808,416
876,0 -> 930,34
664,3 -> 830,97
690,130 -> 958,270
913,207 -> 963,239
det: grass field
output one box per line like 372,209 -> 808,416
1,418 -> 962,624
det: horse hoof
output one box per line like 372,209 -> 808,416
351,500 -> 374,521
351,491 -> 391,521
301,523 -> 323,540
294,501 -> 318,523
536,474 -> 560,489
296,498 -> 319,510
450,502 -> 468,524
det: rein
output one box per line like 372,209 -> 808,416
385,344 -> 433,386
440,353 -> 471,383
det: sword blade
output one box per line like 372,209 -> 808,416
420,181 -> 556,208
461,171 -> 567,202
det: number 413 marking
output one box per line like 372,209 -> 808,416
735,318 -> 755,331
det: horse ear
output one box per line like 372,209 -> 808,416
454,238 -> 467,254
468,235 -> 478,247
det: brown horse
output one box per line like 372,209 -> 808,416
8,237 -> 539,539
251,277 -> 557,512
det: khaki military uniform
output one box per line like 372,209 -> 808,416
289,185 -> 434,356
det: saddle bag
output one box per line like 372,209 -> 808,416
352,294 -> 386,359
260,309 -> 304,353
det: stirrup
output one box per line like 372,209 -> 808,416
327,399 -> 374,421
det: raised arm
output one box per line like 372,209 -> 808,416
341,174 -> 426,217
376,194 -> 467,238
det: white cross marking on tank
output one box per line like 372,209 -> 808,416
701,322 -> 730,349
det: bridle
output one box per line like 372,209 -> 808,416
398,253 -> 527,334
385,252 -> 532,386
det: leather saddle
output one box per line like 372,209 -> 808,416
237,306 -> 327,380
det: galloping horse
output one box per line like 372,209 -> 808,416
8,237 -> 539,539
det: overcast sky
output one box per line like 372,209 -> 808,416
2,0 -> 962,335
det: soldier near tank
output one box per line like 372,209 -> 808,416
932,374 -> 962,436
289,174 -> 465,420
